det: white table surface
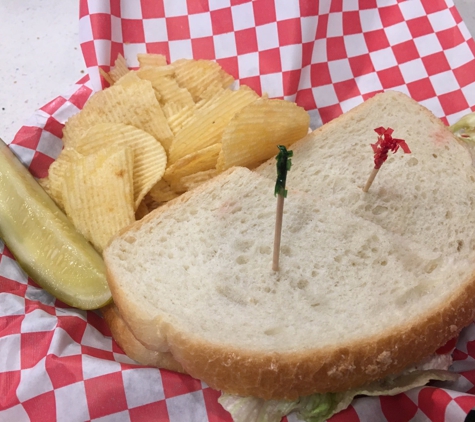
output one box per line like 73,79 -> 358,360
0,1 -> 84,144
0,0 -> 474,145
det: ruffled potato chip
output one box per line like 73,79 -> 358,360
168,86 -> 259,164
73,123 -> 167,209
43,147 -> 83,210
108,54 -> 130,84
163,104 -> 197,136
137,53 -> 167,68
181,169 -> 219,191
171,58 -> 234,102
62,147 -> 135,253
147,179 -> 180,205
216,99 -> 310,171
137,65 -> 194,110
135,200 -> 150,221
62,77 -> 174,152
164,143 -> 221,193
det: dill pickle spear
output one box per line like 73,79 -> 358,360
0,139 -> 111,310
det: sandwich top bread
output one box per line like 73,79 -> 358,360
102,91 -> 475,402
256,90 -> 475,254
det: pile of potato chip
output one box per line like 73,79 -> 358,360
40,54 -> 310,254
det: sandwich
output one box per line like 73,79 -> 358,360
102,91 -> 475,421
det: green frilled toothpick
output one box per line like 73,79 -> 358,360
273,145 -> 293,271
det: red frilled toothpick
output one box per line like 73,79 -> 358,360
363,127 -> 411,192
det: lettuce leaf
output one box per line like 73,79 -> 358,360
448,112 -> 475,164
218,391 -> 350,422
218,360 -> 458,422
294,392 -> 352,422
218,389 -> 357,422
449,112 -> 475,139
218,394 -> 300,422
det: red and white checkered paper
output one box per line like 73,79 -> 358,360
3,0 -> 475,421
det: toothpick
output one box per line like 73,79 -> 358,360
364,127 -> 410,193
272,194 -> 285,271
363,167 -> 379,192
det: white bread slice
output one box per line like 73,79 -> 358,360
104,93 -> 475,398
104,109 -> 475,400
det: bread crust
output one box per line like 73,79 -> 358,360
165,275 -> 475,399
101,303 -> 186,374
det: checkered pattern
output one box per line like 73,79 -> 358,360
9,77 -> 93,178
3,239 -> 475,422
78,0 -> 475,129
0,241 -> 232,422
2,0 -> 475,421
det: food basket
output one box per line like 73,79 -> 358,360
2,1 -> 475,421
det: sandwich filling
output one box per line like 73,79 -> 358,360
219,352 -> 457,422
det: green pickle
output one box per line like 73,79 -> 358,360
0,139 -> 111,309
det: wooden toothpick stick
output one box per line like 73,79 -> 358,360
273,194 -> 285,271
363,168 -> 379,192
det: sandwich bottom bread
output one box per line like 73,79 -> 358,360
102,91 -> 475,421
102,302 -> 185,374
